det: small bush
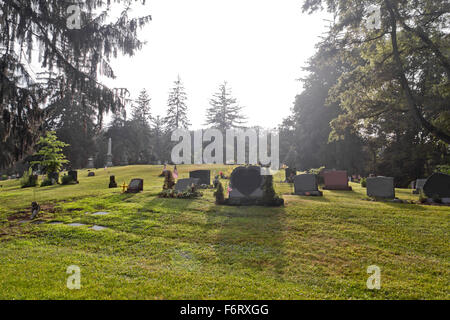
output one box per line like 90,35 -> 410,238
163,170 -> 175,190
214,182 -> 225,204
361,178 -> 367,188
262,175 -> 284,207
435,165 -> 450,175
20,169 -> 38,188
158,187 -> 203,199
432,194 -> 442,204
419,190 -> 427,204
40,178 -> 53,187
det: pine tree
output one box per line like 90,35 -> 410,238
132,89 -> 152,126
165,76 -> 190,129
0,1 -> 152,168
204,82 -> 246,132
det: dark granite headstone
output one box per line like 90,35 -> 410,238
366,177 -> 395,198
323,170 -> 352,190
293,174 -> 322,196
68,170 -> 78,183
126,179 -> 143,193
189,170 -> 211,185
413,178 -> 427,194
88,171 -> 95,177
228,166 -> 264,204
48,172 -> 59,184
109,175 -> 117,188
423,173 -> 450,198
175,178 -> 200,192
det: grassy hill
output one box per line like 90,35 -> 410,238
0,165 -> 448,299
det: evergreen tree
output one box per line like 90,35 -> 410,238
165,76 -> 190,129
132,89 -> 152,126
0,0 -> 152,168
204,82 -> 246,132
30,131 -> 69,176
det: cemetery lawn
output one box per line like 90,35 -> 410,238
0,165 -> 449,300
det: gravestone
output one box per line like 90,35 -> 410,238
285,168 -> 297,182
68,170 -> 78,183
175,178 -> 200,192
323,170 -> 352,190
126,179 -> 144,193
422,173 -> 450,199
48,172 -> 59,184
293,174 -> 322,196
366,177 -> 395,198
228,166 -> 264,204
88,171 -> 95,177
413,178 -> 427,194
87,157 -> 94,169
105,138 -> 113,167
189,170 -> 211,186
109,175 -> 117,188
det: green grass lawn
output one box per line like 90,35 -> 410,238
0,165 -> 448,299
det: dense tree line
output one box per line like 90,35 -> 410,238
279,0 -> 449,187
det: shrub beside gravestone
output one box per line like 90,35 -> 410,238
163,170 -> 175,190
261,175 -> 284,206
214,181 -> 225,204
20,169 -> 38,188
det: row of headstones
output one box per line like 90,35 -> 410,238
287,169 -> 450,200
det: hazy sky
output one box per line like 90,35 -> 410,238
104,0 -> 331,129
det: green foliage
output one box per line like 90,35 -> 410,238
204,82 -> 246,132
214,181 -> 225,204
262,175 -> 284,207
419,190 -> 427,204
166,76 -> 191,129
20,168 -> 38,188
0,1 -> 152,168
30,132 -> 69,175
163,170 -> 175,190
361,178 -> 367,188
158,187 -> 203,199
435,165 -> 450,175
40,178 -> 53,187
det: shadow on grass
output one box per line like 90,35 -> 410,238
206,204 -> 287,280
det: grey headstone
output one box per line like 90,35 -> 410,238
293,174 -> 322,196
423,173 -> 450,199
189,170 -> 211,185
175,178 -> 200,192
413,179 -> 427,194
126,179 -> 143,193
366,177 -> 395,198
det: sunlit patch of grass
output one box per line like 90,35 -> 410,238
0,165 -> 448,299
